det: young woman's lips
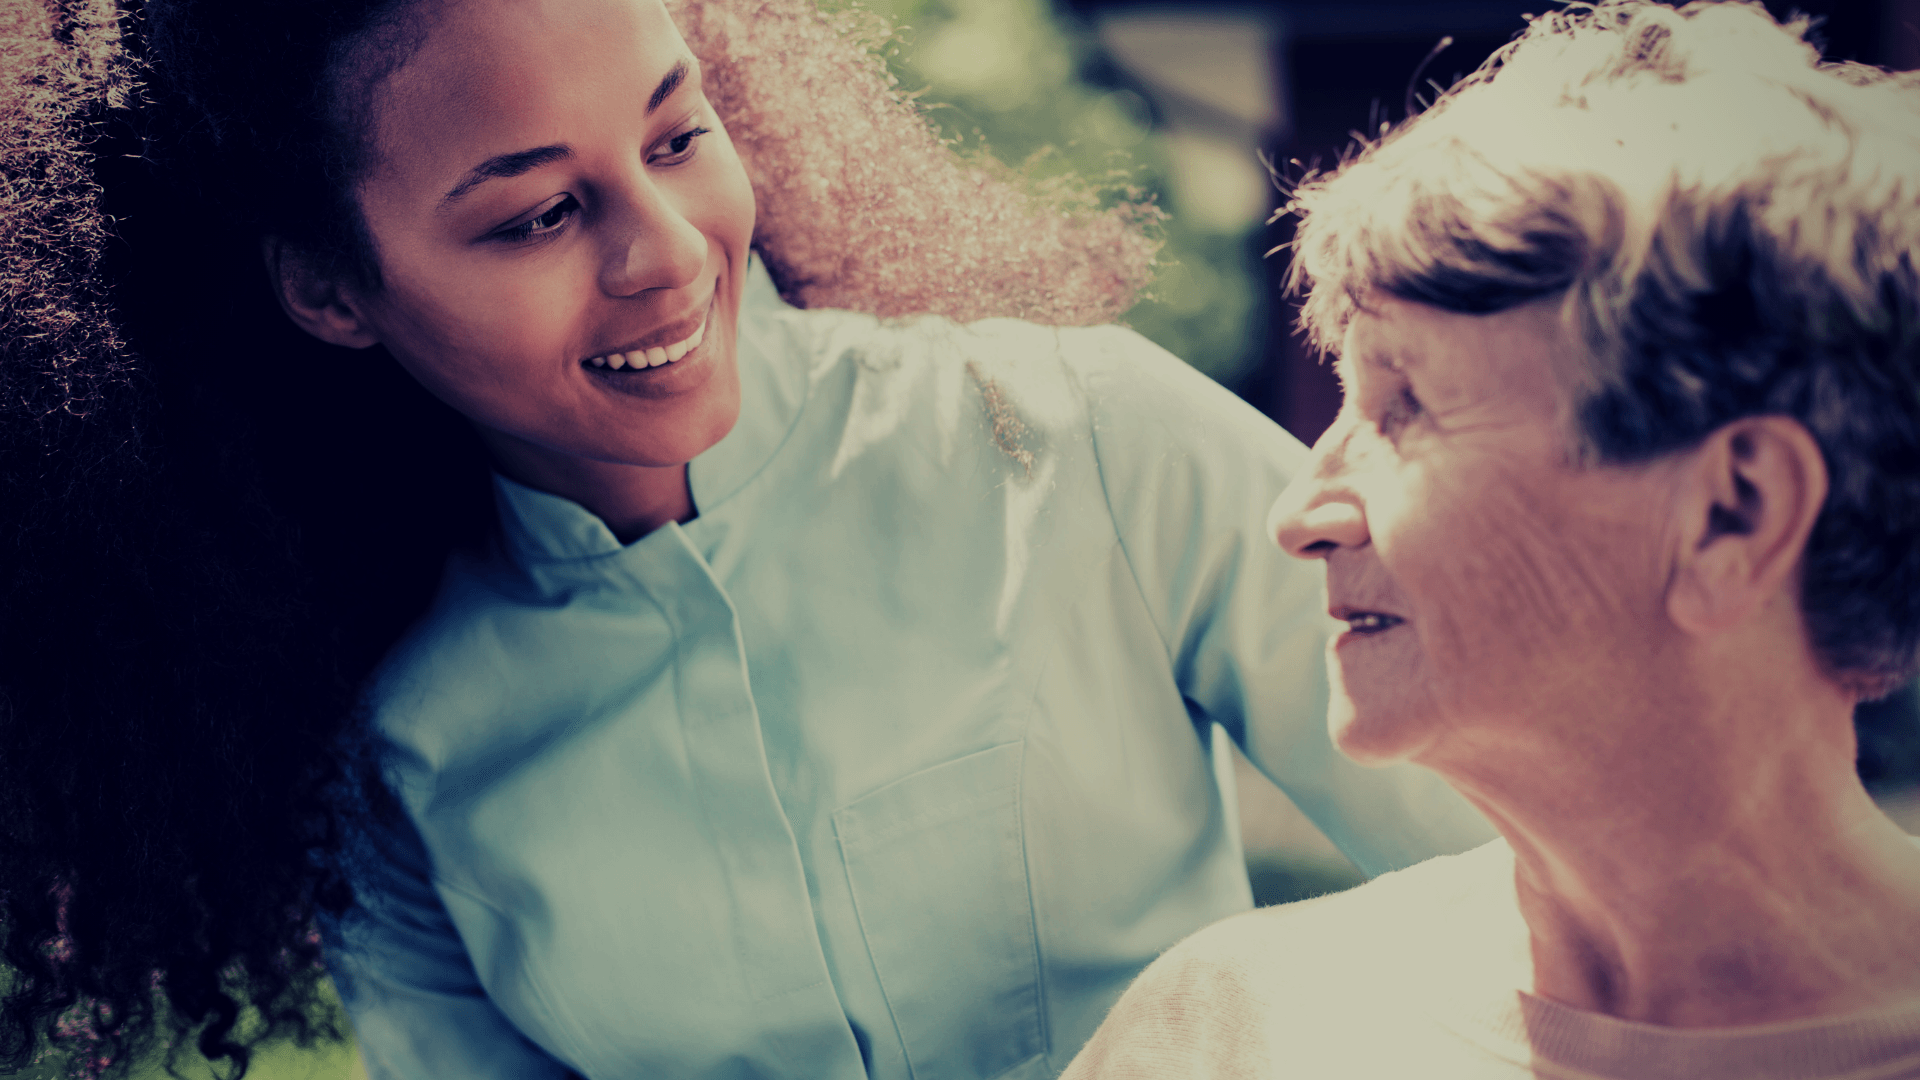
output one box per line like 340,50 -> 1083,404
577,291 -> 722,400
582,303 -> 711,374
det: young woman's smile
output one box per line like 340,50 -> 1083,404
340,0 -> 756,499
582,290 -> 712,377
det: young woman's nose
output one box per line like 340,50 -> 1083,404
599,182 -> 708,297
1268,417 -> 1369,559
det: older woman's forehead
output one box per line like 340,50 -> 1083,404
1343,296 -> 1582,401
1345,297 -> 1550,356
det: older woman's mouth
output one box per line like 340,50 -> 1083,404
1332,607 -> 1405,635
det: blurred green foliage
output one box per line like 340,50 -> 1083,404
15,1037 -> 356,1080
14,980 -> 357,1080
844,0 -> 1267,384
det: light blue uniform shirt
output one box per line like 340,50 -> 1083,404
328,264 -> 1492,1080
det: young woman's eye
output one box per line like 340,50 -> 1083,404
493,195 -> 580,244
653,126 -> 711,164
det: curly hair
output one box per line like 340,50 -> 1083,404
1284,0 -> 1920,697
1,2 -> 360,1076
0,0 -> 1161,1075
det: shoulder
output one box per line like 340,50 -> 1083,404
741,262 -> 1218,440
764,305 -> 1102,481
797,307 -> 1091,414
1065,842 -> 1516,1079
1060,325 -> 1305,478
1067,843 -> 1523,1080
940,319 -> 1295,460
778,303 -> 1266,443
1172,840 -> 1509,968
1060,932 -> 1276,1080
752,302 -> 1306,549
359,548 -> 547,776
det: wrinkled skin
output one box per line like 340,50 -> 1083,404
1269,296 -> 1688,771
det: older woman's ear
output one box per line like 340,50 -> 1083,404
262,237 -> 381,349
1666,416 -> 1828,637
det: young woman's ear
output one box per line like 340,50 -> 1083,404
1666,416 -> 1828,636
262,238 -> 381,348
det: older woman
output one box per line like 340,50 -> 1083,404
1063,2 -> 1920,1077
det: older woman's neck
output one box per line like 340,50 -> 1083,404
1434,658 -> 1920,1028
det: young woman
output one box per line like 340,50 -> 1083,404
1,0 -> 1490,1075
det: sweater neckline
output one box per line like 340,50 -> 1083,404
1415,842 -> 1920,1080
1468,989 -> 1920,1080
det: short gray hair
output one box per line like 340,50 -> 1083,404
1285,0 -> 1920,697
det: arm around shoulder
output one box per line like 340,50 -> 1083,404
1067,327 -> 1492,875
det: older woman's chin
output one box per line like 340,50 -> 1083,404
1324,690 -> 1437,767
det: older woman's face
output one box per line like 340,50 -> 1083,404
347,0 -> 754,470
1269,297 -> 1683,767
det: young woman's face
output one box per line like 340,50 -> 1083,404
347,0 -> 754,471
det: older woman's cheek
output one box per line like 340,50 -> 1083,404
1407,464 -> 1652,721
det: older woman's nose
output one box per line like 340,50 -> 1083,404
1270,494 -> 1369,559
1268,428 -> 1369,558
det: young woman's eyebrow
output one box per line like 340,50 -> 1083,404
439,58 -> 694,208
441,145 -> 574,207
648,58 -> 690,113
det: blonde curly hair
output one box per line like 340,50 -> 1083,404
669,0 -> 1159,325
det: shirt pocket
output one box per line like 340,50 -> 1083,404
833,740 -> 1046,1080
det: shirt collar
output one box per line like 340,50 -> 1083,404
492,254 -> 810,567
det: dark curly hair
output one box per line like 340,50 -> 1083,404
1286,0 -> 1920,697
1,0 -> 1161,1074
2,0 -> 489,1073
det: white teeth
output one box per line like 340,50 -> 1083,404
584,311 -> 710,371
1347,613 -> 1400,632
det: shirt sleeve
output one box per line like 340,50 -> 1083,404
322,806 -> 574,1080
1075,327 -> 1495,876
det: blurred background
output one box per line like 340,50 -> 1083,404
33,0 -> 1919,1075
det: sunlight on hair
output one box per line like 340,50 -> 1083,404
667,0 -> 1161,327
1283,0 -> 1920,696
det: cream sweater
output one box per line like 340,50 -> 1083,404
1062,842 -> 1920,1080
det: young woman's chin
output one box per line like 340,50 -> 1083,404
578,349 -> 742,469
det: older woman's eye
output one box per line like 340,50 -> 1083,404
1380,386 -> 1423,435
493,195 -> 580,244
